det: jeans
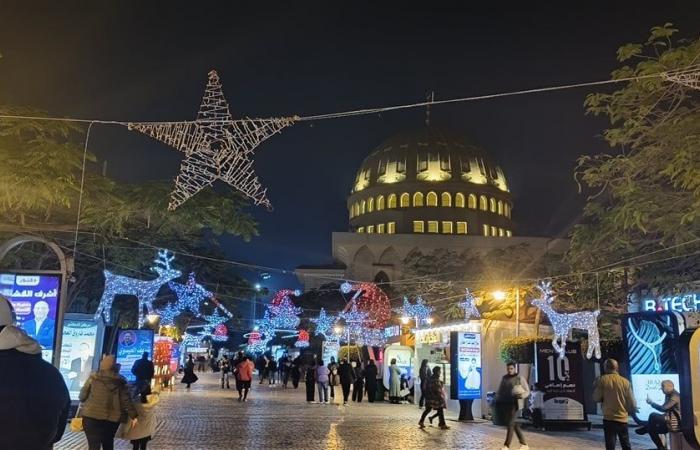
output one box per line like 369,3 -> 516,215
419,382 -> 426,407
419,407 -> 446,426
221,372 -> 230,388
132,437 -> 149,450
603,419 -> 631,450
317,381 -> 329,402
83,417 -> 120,450
341,382 -> 351,403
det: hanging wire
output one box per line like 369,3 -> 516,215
72,121 -> 94,258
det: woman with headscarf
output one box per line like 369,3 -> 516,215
389,358 -> 401,404
418,359 -> 429,408
181,354 -> 198,389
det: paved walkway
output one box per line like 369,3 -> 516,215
57,373 -> 654,449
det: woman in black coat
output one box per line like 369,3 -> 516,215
337,358 -> 355,405
181,354 -> 198,388
364,360 -> 378,403
291,356 -> 301,388
305,364 -> 316,402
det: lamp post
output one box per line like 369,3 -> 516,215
493,288 -> 519,337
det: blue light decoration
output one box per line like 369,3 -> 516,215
200,309 -> 229,342
294,329 -> 310,348
393,296 -> 434,326
167,272 -> 213,317
181,332 -> 201,348
95,249 -> 182,327
340,281 -> 353,294
158,303 -> 181,326
339,302 -> 370,337
268,295 -> 302,330
310,308 -> 337,338
458,289 -> 481,320
356,328 -> 386,347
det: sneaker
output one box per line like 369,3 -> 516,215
518,446 -> 529,450
311,401 -> 317,404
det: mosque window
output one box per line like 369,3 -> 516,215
377,159 -> 387,176
367,225 -> 375,234
426,191 -> 438,207
489,197 -> 497,213
353,203 -> 359,217
441,192 -> 452,207
482,224 -> 489,236
504,203 -> 510,218
377,223 -> 385,234
360,200 -> 366,215
455,193 -> 465,208
413,192 -> 424,207
490,226 -> 497,236
349,208 -> 354,219
497,200 -> 504,216
388,194 -> 397,209
377,195 -> 385,211
400,193 -> 410,207
498,228 -> 504,237
417,153 -> 451,181
357,227 -> 365,233
428,221 -> 439,233
442,221 -> 453,234
479,195 -> 488,211
506,230 -> 512,237
387,222 -> 396,234
413,221 -> 425,233
468,194 -> 477,209
456,221 -> 468,234
368,197 -> 374,213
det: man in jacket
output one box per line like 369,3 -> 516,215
0,296 -> 70,450
364,359 -> 378,403
337,358 -> 355,405
236,356 -> 254,401
131,352 -> 155,401
634,379 -> 680,450
593,358 -> 637,450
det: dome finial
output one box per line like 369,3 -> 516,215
425,91 -> 434,127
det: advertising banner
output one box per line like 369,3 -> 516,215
534,341 -> 585,421
59,319 -> 100,400
451,332 -> 481,400
0,273 -> 61,363
116,329 -> 154,382
383,346 -> 414,390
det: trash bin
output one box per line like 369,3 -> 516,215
486,391 -> 505,425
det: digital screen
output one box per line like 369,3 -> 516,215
116,329 -> 154,382
0,273 -> 61,363
456,332 -> 481,400
60,319 -> 99,400
383,346 -> 414,390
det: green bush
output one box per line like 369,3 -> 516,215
499,336 -> 552,364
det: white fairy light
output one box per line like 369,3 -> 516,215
393,296 -> 434,326
310,308 -> 337,338
458,289 -> 480,320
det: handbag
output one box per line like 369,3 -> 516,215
70,406 -> 83,432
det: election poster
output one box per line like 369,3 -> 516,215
60,318 -> 101,400
450,332 -> 482,400
0,273 -> 61,363
534,341 -> 585,421
116,329 -> 154,382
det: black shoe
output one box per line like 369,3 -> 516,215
635,426 -> 648,435
428,416 -> 434,425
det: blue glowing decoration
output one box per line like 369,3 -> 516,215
158,303 -> 181,326
310,308 -> 337,338
393,296 -> 434,325
168,272 -> 213,316
356,328 -> 386,347
339,302 -> 370,337
294,329 -> 310,348
181,332 -> 201,348
268,296 -> 302,330
199,309 -> 229,342
95,249 -> 181,327
340,281 -> 353,294
459,289 -> 480,320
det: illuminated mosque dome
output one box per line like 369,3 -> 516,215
347,128 -> 514,237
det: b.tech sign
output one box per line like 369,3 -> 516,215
642,293 -> 700,313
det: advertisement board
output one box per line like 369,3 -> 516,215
0,273 -> 61,363
383,345 -> 414,390
116,329 -> 154,382
59,318 -> 102,400
450,332 -> 481,400
534,341 -> 585,421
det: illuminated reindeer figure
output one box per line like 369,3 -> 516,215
94,249 -> 182,327
531,281 -> 601,360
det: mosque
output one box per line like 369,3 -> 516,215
296,127 -> 567,290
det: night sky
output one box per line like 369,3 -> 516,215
1,2 -> 698,291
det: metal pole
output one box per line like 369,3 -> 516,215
346,328 -> 350,360
515,288 -> 520,337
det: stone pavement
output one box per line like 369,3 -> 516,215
56,373 -> 654,449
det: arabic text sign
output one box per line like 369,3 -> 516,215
116,329 -> 154,382
535,341 -> 585,421
60,319 -> 99,400
456,332 -> 481,400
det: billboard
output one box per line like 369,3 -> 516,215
116,329 -> 154,382
383,345 -> 414,390
0,273 -> 61,363
450,332 -> 482,400
59,318 -> 101,400
534,341 -> 585,421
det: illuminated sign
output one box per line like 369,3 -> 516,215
417,330 -> 442,344
116,329 -> 154,382
384,325 -> 400,338
642,294 -> 700,313
454,332 -> 481,400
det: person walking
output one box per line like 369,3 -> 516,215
280,354 -> 291,388
181,354 -> 198,389
495,362 -> 530,450
389,358 -> 402,404
131,352 -> 155,402
316,359 -> 330,404
634,379 -> 680,450
352,361 -> 365,402
118,391 -> 159,450
418,359 -> 430,408
235,356 -> 254,401
79,354 -> 138,450
0,296 -> 71,450
291,355 -> 301,389
593,358 -> 637,450
327,357 -> 339,402
268,356 -> 278,386
220,355 -> 231,389
364,359 -> 378,403
419,365 -> 450,430
305,362 -> 316,403
338,358 -> 355,405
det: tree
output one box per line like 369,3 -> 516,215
571,24 -> 700,293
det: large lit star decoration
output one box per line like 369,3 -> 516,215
310,308 -> 337,338
200,309 -> 229,342
127,70 -> 297,210
531,281 -> 601,360
458,289 -> 480,320
294,329 -> 310,348
158,303 -> 181,327
339,302 -> 370,338
167,272 -> 213,317
95,249 -> 181,327
393,296 -> 434,326
268,294 -> 303,330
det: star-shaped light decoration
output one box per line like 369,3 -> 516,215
268,296 -> 302,330
458,289 -> 481,320
339,302 -> 370,336
394,296 -> 434,326
200,309 -> 229,342
158,302 -> 181,326
310,308 -> 337,338
127,70 -> 297,210
167,272 -> 213,317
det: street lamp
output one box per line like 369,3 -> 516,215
426,317 -> 434,325
492,288 -> 519,337
492,290 -> 506,301
400,316 -> 410,325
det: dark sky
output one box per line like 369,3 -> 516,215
1,2 -> 698,291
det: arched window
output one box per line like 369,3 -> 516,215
377,195 -> 385,211
441,192 -> 452,207
360,200 -> 366,214
400,193 -> 410,207
489,197 -> 497,213
504,203 -> 510,218
468,194 -> 477,209
367,197 -> 374,213
413,192 -> 424,207
455,193 -> 465,208
349,207 -> 354,219
388,194 -> 397,209
354,203 -> 360,217
426,191 -> 438,207
497,200 -> 503,215
479,195 -> 488,211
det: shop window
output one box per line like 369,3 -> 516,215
455,193 -> 465,208
428,221 -> 439,233
482,224 -> 489,236
497,200 -> 504,215
368,197 -> 374,213
479,195 -> 488,211
468,194 -> 477,209
413,192 -> 424,207
413,221 -> 425,233
426,191 -> 438,207
456,221 -> 468,234
377,223 -> 385,234
388,194 -> 397,209
377,195 -> 385,211
442,221 -> 453,234
400,193 -> 410,207
367,225 -> 375,234
489,197 -> 497,213
387,222 -> 396,234
441,192 -> 452,207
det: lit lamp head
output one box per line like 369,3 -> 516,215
492,290 -> 507,301
334,325 -> 343,335
401,316 -> 410,325
254,283 -> 262,292
146,313 -> 160,324
426,317 -> 434,325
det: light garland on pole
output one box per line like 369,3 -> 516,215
458,289 -> 481,320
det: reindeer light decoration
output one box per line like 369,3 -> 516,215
531,281 -> 601,360
94,249 -> 182,327
458,289 -> 480,320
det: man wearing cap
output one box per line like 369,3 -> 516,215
0,295 -> 70,449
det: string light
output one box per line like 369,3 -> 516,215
339,302 -> 370,337
168,272 -> 213,316
393,296 -> 433,326
94,249 -> 181,327
199,309 -> 229,342
268,294 -> 303,330
310,308 -> 337,338
458,289 -> 481,320
339,281 -> 391,328
294,329 -> 310,348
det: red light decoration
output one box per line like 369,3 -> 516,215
270,289 -> 300,307
344,282 -> 391,329
214,323 -> 228,338
154,339 -> 173,365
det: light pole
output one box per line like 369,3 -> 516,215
493,288 -> 519,336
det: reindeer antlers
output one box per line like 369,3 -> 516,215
536,281 -> 554,300
154,249 -> 176,270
